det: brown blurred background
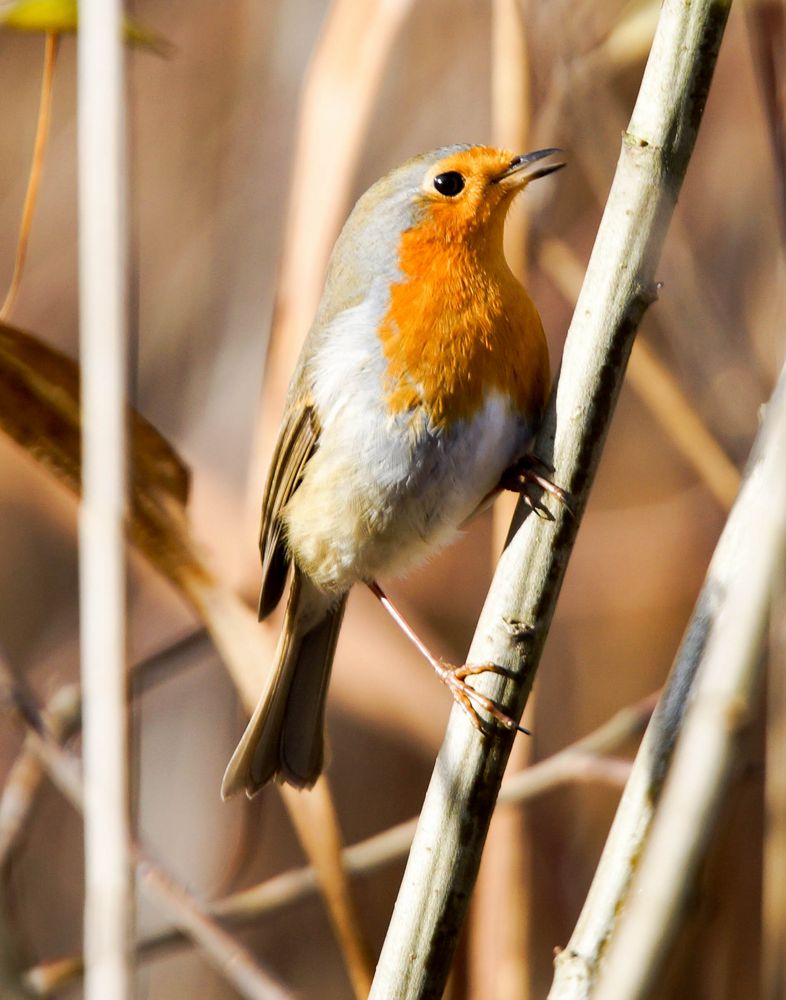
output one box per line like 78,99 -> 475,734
0,0 -> 783,997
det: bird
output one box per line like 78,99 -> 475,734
222,144 -> 565,798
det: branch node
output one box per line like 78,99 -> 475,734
622,130 -> 658,151
502,617 -> 535,640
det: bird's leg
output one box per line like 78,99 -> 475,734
500,454 -> 572,515
368,581 -> 530,736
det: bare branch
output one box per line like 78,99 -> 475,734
592,363 -> 786,1000
477,7 -> 535,985
547,387 -> 785,996
368,1 -> 732,996
0,685 -> 80,868
136,856 -> 292,1000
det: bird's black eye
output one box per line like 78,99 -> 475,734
433,171 -> 465,197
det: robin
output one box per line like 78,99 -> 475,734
222,144 -> 565,797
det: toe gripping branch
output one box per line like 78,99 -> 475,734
368,581 -> 531,738
500,453 -> 573,518
439,661 -> 532,737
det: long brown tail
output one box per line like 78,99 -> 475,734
221,570 -> 347,797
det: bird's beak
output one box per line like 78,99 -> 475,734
493,148 -> 566,189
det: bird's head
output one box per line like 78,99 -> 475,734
321,145 -> 565,319
341,145 -> 564,271
410,145 -> 565,242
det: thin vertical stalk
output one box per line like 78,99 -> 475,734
492,0 -> 531,277
0,33 -> 59,322
77,2 -> 132,998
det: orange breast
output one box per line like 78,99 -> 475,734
378,215 -> 550,429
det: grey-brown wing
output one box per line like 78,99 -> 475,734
258,401 -> 320,620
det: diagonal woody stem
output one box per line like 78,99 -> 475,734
368,1 -> 733,997
589,364 -> 786,999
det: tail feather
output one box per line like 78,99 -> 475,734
221,570 -> 346,798
277,599 -> 346,785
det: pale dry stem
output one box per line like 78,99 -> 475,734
369,0 -> 733,994
0,34 -> 59,323
592,364 -> 786,1000
483,7 -> 536,992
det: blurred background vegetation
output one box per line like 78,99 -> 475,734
0,0 -> 783,997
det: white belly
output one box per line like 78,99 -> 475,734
284,388 -> 530,592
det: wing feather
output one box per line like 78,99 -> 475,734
258,402 -> 320,619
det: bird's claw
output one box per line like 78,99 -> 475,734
437,661 -> 530,736
501,454 -> 573,515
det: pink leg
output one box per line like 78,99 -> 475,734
368,581 -> 530,736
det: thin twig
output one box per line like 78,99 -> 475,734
0,684 -> 80,868
0,664 -> 52,999
492,0 -> 531,277
593,363 -> 786,1000
0,747 -> 43,866
136,856 -> 293,1000
368,1 -> 732,996
23,692 -> 653,995
0,33 -> 59,323
481,7 -> 534,992
0,629 -> 206,872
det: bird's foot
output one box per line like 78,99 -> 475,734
434,660 -> 530,736
368,580 -> 529,737
500,454 -> 572,516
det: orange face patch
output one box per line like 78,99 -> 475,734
416,147 -> 518,239
378,147 -> 550,428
